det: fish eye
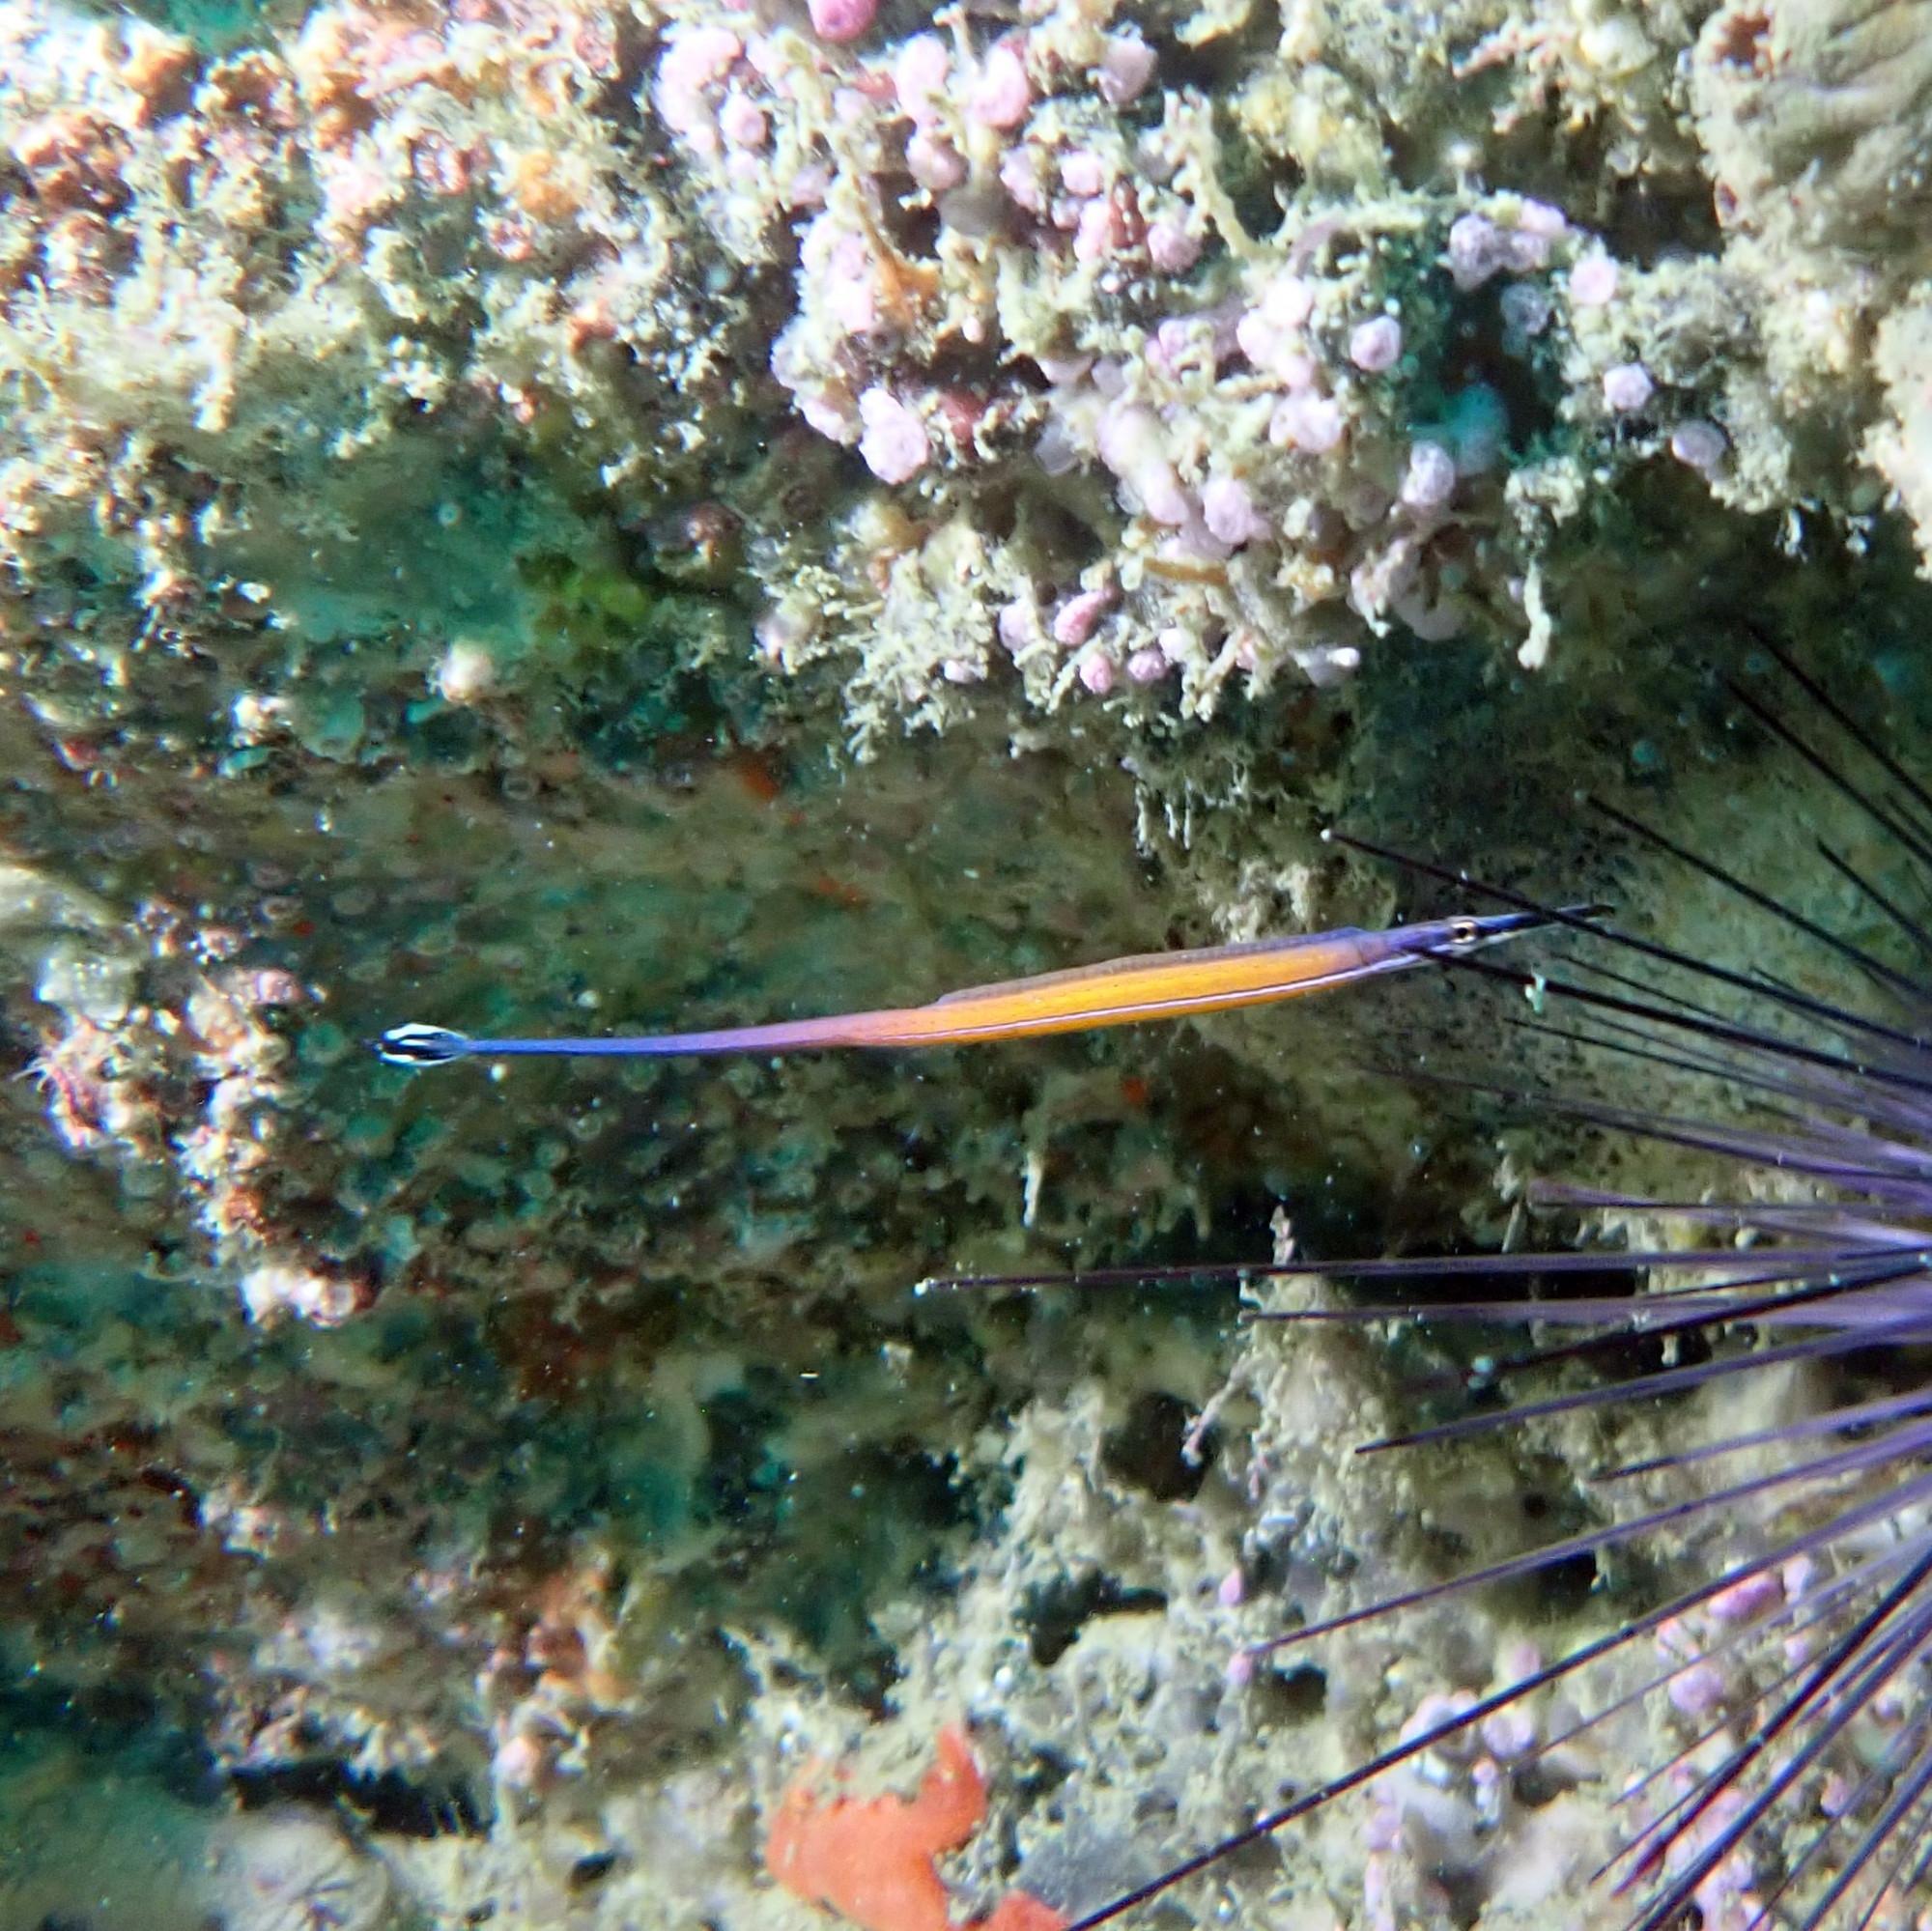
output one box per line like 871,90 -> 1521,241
1448,918 -> 1480,949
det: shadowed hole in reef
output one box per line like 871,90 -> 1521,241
1132,1031 -> 1518,1292
1100,1389 -> 1213,1502
570,1851 -> 622,1890
1255,1661 -> 1327,1723
1528,1547 -> 1601,1616
230,1759 -> 489,1836
1134,1786 -> 1179,1827
1511,1752 -> 1580,1809
1439,1865 -> 1490,1931
1022,1570 -> 1171,1667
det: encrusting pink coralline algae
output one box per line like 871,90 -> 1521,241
2,0 -> 1928,755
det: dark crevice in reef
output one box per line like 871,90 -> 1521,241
1210,100 -> 1305,244
1526,1548 -> 1602,1617
1100,1389 -> 1213,1502
1022,1570 -> 1171,1667
1463,112 -> 1723,266
1596,159 -> 1726,267
231,1757 -> 491,1837
1255,1661 -> 1327,1723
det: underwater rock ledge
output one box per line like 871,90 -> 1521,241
0,0 -> 1928,750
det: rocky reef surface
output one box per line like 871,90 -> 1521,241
3,0 -> 1932,1923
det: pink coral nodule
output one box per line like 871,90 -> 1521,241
1568,251 -> 1620,307
1146,219 -> 1200,274
1096,30 -> 1157,106
906,132 -> 966,192
810,0 -> 876,43
1269,394 -> 1344,454
1670,417 -> 1728,469
1077,652 -> 1116,696
1200,476 -> 1267,548
894,33 -> 949,124
998,599 -> 1042,655
857,388 -> 930,485
969,43 -> 1031,129
1072,195 -> 1128,265
1349,315 -> 1403,373
1603,361 -> 1655,413
1400,439 -> 1457,511
1052,586 -> 1116,647
1059,150 -> 1107,198
719,92 -> 769,152
1095,404 -> 1191,525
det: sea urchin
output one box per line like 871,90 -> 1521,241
956,645 -> 1932,1931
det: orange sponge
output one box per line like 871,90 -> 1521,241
765,1725 -> 1066,1931
981,1894 -> 1072,1931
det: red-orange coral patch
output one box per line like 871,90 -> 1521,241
766,1725 -> 1065,1931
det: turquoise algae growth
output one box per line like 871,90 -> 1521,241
0,0 -> 1931,1923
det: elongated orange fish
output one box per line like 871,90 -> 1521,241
376,908 -> 1553,1065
